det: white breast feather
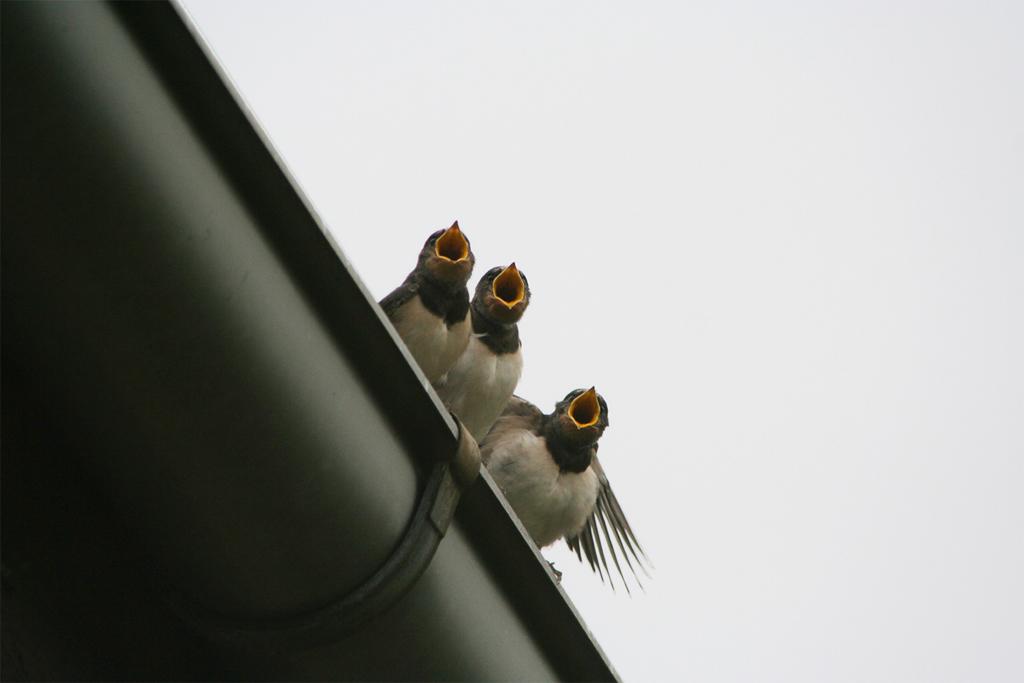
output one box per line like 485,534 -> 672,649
389,296 -> 470,383
485,427 -> 599,548
436,336 -> 523,441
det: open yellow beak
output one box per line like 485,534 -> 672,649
568,387 -> 601,429
492,262 -> 526,308
435,222 -> 470,262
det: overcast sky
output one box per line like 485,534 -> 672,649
180,1 -> 1023,680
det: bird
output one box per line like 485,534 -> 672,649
380,221 -> 475,384
481,388 -> 648,590
435,263 -> 530,441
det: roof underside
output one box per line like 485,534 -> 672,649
0,2 -> 617,680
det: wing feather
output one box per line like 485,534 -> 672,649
593,493 -> 631,594
599,485 -> 646,581
379,276 -> 418,318
590,512 -> 613,587
500,394 -> 544,420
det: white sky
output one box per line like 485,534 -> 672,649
180,1 -> 1024,680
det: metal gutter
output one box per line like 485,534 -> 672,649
1,1 -> 618,680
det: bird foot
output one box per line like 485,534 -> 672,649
548,562 -> 563,582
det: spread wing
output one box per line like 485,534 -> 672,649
565,453 -> 650,593
379,275 -> 418,318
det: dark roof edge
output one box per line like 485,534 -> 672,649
167,2 -> 455,432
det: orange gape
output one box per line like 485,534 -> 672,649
435,223 -> 470,262
493,263 -> 526,307
569,388 -> 601,429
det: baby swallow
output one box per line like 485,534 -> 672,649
380,222 -> 475,384
481,388 -> 648,590
435,263 -> 530,441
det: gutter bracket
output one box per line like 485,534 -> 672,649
172,415 -> 481,652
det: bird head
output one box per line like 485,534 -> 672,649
420,221 -> 474,286
552,387 -> 609,450
474,263 -> 530,323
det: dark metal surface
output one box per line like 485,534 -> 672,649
4,0 -> 420,618
177,419 -> 481,651
1,1 -> 619,680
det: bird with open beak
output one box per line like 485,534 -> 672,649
435,263 -> 530,441
481,388 -> 648,590
380,222 -> 475,384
